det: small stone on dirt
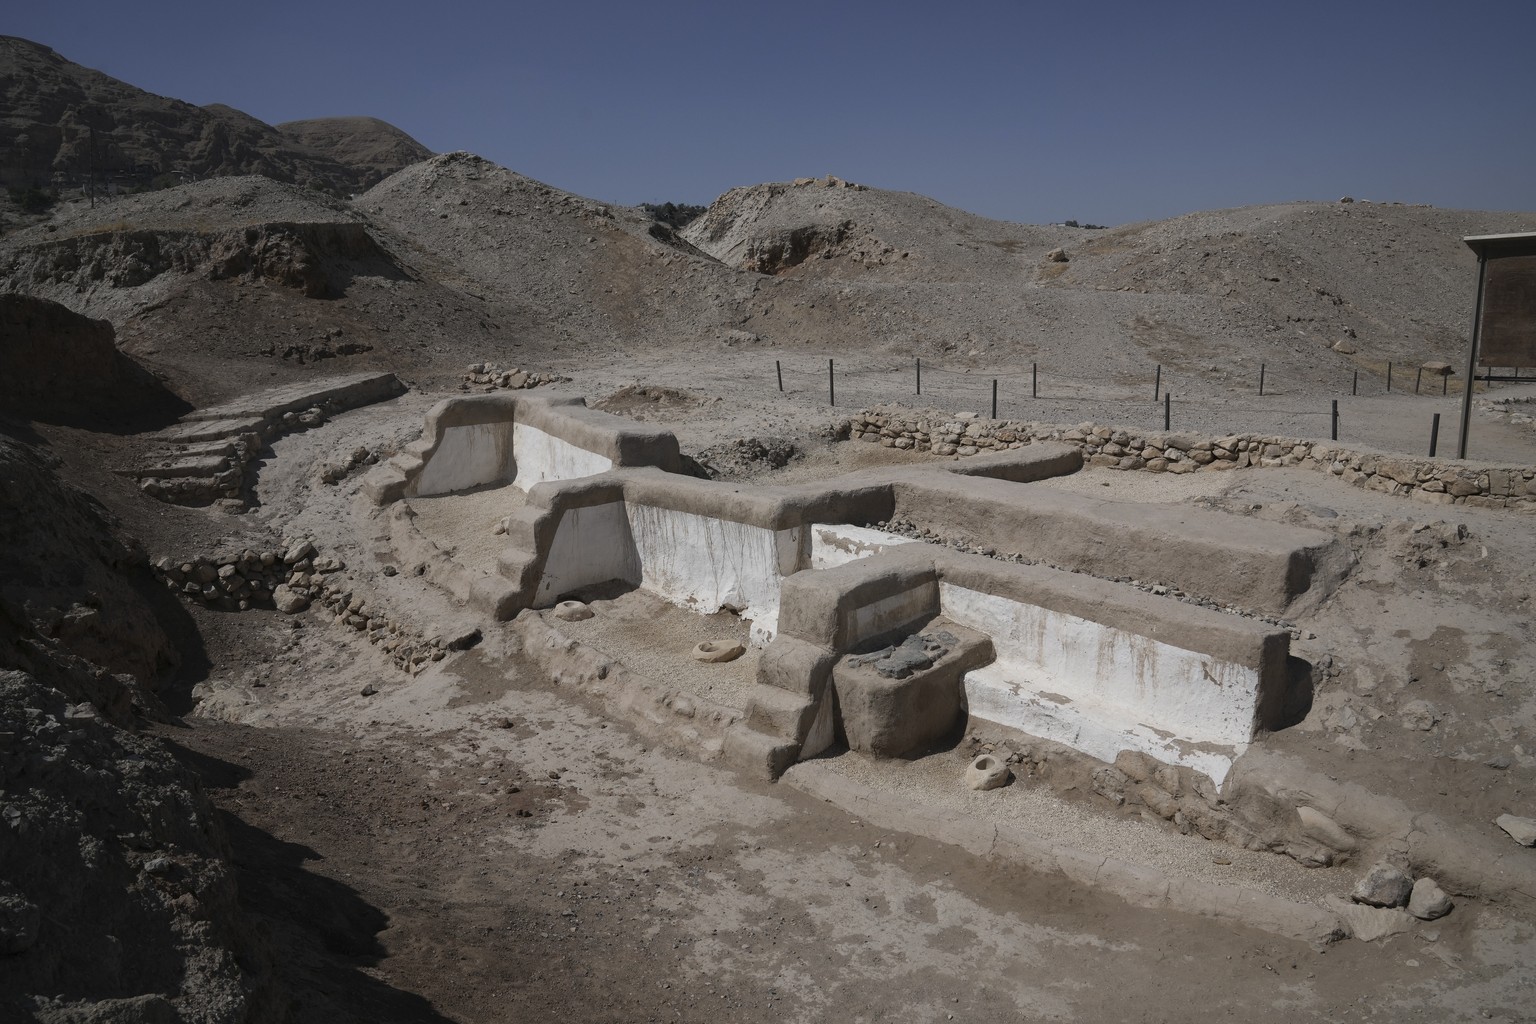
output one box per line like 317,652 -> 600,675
1407,878 -> 1453,920
1496,814 -> 1536,846
1352,862 -> 1413,907
966,754 -> 1010,791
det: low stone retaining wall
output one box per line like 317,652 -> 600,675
848,405 -> 1536,509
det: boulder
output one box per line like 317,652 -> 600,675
1298,806 -> 1357,852
1351,862 -> 1413,907
1422,361 -> 1454,376
1407,878 -> 1453,921
1326,897 -> 1413,942
1045,248 -> 1069,263
1496,814 -> 1536,847
271,585 -> 309,614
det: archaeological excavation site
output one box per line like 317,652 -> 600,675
5,30 -> 1536,1024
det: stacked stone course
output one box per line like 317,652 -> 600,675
154,540 -> 474,674
846,405 -> 1536,509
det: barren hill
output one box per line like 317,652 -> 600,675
276,116 -> 433,186
0,36 -> 427,195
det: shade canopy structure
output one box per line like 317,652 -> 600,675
1459,232 -> 1536,458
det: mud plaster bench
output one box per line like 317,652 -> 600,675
364,394 -> 1331,792
726,545 -> 1296,788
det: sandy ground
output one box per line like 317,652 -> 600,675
179,608 -> 1536,1024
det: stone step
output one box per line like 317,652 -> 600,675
155,417 -> 267,445
742,683 -> 817,740
124,454 -> 231,480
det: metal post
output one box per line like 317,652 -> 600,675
1163,392 -> 1170,431
916,357 -> 921,396
1458,253 -> 1488,459
828,358 -> 834,407
1032,362 -> 1038,398
1259,363 -> 1266,396
1443,373 -> 1448,396
1387,361 -> 1393,392
1415,367 -> 1422,394
1353,370 -> 1359,396
991,379 -> 998,419
1429,413 -> 1441,458
1154,364 -> 1162,402
776,360 -> 783,392
1331,400 -> 1339,441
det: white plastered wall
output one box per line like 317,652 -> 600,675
512,422 -> 613,491
536,502 -> 640,603
625,505 -> 800,645
411,422 -> 516,496
411,420 -> 613,497
533,501 -> 800,644
939,583 -> 1260,784
809,523 -> 917,570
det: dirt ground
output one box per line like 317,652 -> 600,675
166,614 -> 1532,1024
117,378 -> 1532,1024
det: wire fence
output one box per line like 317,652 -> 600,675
761,355 -> 1536,461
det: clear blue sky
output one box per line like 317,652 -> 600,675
9,0 -> 1535,225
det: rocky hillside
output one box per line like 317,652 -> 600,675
0,433 -> 276,1023
0,36 -> 428,195
275,117 -> 433,186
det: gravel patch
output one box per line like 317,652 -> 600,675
553,589 -> 759,711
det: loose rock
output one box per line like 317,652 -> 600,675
1407,878 -> 1453,920
1496,814 -> 1536,847
691,639 -> 745,664
1351,862 -> 1414,907
966,754 -> 1010,791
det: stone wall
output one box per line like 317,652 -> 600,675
846,405 -> 1536,509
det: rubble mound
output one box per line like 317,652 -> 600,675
0,434 -> 273,1022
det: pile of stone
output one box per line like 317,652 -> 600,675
790,174 -> 867,190
317,445 -> 380,485
312,582 -> 479,675
152,539 -> 345,612
1329,861 -> 1454,939
1481,394 -> 1536,429
461,363 -> 570,391
847,405 -> 1536,508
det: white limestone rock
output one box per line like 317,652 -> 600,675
691,639 -> 744,664
966,754 -> 1011,792
552,600 -> 592,622
1407,878 -> 1453,921
1496,814 -> 1536,847
272,585 -> 309,614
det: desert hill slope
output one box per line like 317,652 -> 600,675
276,116 -> 433,184
0,36 -> 428,194
1,144 -> 1532,411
